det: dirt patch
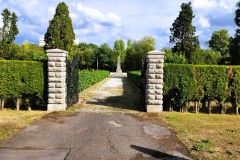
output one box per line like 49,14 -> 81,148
41,111 -> 78,121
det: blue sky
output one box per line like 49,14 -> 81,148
0,0 -> 238,49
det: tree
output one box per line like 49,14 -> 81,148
125,36 -> 155,70
0,9 -> 19,44
169,2 -> 199,63
113,39 -> 126,69
0,8 -> 19,59
114,39 -> 125,56
230,1 -> 240,65
44,2 -> 75,53
208,29 -> 230,57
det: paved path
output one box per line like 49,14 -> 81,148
0,74 -> 192,160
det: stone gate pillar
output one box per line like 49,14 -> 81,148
46,49 -> 68,111
145,50 -> 165,112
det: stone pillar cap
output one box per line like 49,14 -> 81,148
46,48 -> 68,54
148,50 -> 165,55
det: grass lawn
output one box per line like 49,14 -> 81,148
146,112 -> 240,160
133,112 -> 240,159
0,109 -> 47,144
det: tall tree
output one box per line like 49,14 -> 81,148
208,29 -> 230,57
113,39 -> 126,68
44,2 -> 75,52
114,39 -> 125,56
0,8 -> 18,44
124,36 -> 155,70
170,2 -> 199,62
0,8 -> 19,59
230,1 -> 240,65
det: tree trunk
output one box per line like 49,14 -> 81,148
208,101 -> 212,114
16,99 -> 20,110
195,101 -> 198,114
220,102 -> 225,114
1,99 -> 4,109
236,104 -> 239,115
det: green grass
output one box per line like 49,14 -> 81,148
160,112 -> 240,160
0,109 -> 47,143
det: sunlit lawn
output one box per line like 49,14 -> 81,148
0,109 -> 47,144
160,112 -> 240,159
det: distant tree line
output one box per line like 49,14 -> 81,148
1,1 -> 240,70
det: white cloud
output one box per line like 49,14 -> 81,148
192,0 -> 217,10
198,17 -> 211,28
0,19 -> 3,27
74,2 -> 122,27
48,7 -> 55,16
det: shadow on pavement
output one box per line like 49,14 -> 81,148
130,145 -> 189,160
86,76 -> 144,112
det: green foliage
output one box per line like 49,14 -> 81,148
44,2 -> 75,53
98,43 -> 115,71
125,36 -> 155,70
170,2 -> 199,62
228,67 -> 240,114
0,8 -> 19,44
79,70 -> 109,92
164,64 -> 197,109
0,8 -> 19,59
128,64 -> 236,112
0,60 -> 47,100
194,65 -> 227,105
230,1 -> 240,65
127,71 -> 141,88
163,48 -> 188,64
208,29 -> 230,57
191,49 -> 220,65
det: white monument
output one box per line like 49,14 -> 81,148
116,56 -> 122,74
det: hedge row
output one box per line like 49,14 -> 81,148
128,64 -> 240,114
0,60 -> 47,99
127,71 -> 141,88
79,70 -> 109,92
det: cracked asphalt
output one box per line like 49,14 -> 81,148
0,74 -> 192,160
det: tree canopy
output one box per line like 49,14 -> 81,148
170,2 -> 199,63
230,1 -> 240,65
124,36 -> 155,70
0,8 -> 19,59
44,2 -> 75,53
208,29 -> 230,57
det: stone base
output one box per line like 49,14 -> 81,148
146,105 -> 163,113
116,69 -> 122,74
47,104 -> 67,111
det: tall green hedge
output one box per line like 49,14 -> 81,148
127,64 -> 240,113
127,71 -> 141,88
79,70 -> 109,92
0,60 -> 47,100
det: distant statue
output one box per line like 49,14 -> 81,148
116,56 -> 122,74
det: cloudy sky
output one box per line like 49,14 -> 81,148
0,0 -> 238,49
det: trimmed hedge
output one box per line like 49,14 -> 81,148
79,70 -> 109,92
0,60 -> 47,100
127,71 -> 141,88
127,64 -> 240,113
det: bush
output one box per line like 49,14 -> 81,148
191,49 -> 220,65
164,49 -> 188,64
79,70 -> 109,92
164,64 -> 197,112
0,60 -> 47,100
127,71 -> 141,88
127,64 -> 240,114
